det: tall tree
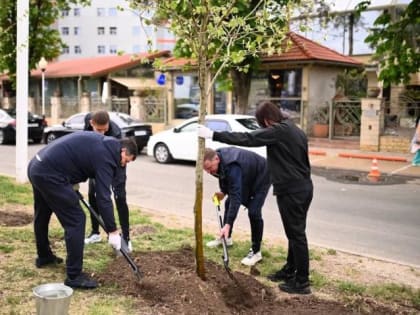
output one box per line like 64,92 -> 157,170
0,0 -> 89,85
130,0 -> 314,279
360,0 -> 420,86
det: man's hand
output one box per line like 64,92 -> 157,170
108,231 -> 121,251
219,224 -> 231,240
197,125 -> 214,139
214,192 -> 225,201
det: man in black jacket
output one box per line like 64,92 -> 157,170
198,101 -> 313,294
28,132 -> 137,289
203,147 -> 270,266
83,111 -> 131,252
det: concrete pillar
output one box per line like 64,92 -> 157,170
2,97 -> 11,109
226,90 -> 233,114
50,96 -> 62,125
129,92 -> 145,121
360,98 -> 384,152
80,92 -> 90,113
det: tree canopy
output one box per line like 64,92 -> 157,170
0,0 -> 89,84
361,0 -> 420,86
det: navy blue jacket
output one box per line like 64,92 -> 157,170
213,119 -> 312,195
216,147 -> 270,226
35,132 -> 122,232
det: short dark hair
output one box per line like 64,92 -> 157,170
120,138 -> 138,160
203,148 -> 217,162
91,110 -> 110,125
255,101 -> 286,127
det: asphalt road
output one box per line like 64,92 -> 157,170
1,144 -> 419,267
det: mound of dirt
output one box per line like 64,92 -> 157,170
0,210 -> 33,226
97,247 -> 394,314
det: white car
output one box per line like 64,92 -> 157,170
147,114 -> 266,163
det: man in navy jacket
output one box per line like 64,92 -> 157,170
203,147 -> 270,266
83,111 -> 131,251
28,132 -> 137,289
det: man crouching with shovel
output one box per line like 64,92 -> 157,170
28,132 -> 137,289
203,147 -> 270,266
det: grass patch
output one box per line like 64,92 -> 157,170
337,281 -> 366,295
0,176 -> 33,205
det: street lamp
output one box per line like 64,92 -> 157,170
38,57 -> 48,116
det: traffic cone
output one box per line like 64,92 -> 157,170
367,158 -> 381,180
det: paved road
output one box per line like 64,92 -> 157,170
1,144 -> 419,267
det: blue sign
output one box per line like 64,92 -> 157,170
175,76 -> 184,85
157,73 -> 166,85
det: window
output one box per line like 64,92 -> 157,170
61,27 -> 69,35
97,27 -> 105,35
132,26 -> 141,36
206,120 -> 231,132
62,46 -> 70,54
97,8 -> 105,16
74,45 -> 82,54
109,27 -> 117,35
97,45 -> 106,54
109,45 -> 117,54
61,9 -> 69,17
74,27 -> 80,35
73,8 -> 80,16
108,7 -> 117,16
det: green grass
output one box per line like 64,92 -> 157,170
0,174 -> 419,314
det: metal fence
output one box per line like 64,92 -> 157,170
331,99 -> 362,137
143,96 -> 166,123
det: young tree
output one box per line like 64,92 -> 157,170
360,0 -> 419,86
0,0 -> 89,85
130,0 -> 310,279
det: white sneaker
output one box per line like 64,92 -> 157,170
127,241 -> 133,252
241,249 -> 262,266
206,237 -> 233,248
116,240 -> 133,256
84,233 -> 102,244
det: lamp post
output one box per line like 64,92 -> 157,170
38,57 -> 48,116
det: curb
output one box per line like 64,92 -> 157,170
338,152 -> 408,163
309,149 -> 327,156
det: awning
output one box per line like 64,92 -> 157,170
111,77 -> 162,90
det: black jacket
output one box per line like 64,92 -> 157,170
34,132 -> 123,232
213,119 -> 312,195
216,147 -> 270,225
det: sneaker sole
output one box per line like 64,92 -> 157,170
241,257 -> 262,266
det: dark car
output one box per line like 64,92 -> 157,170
42,112 -> 152,152
0,108 -> 47,144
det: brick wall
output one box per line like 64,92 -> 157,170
379,136 -> 411,153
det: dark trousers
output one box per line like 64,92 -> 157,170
88,179 -> 129,241
28,159 -> 85,279
224,190 -> 267,253
276,188 -> 313,283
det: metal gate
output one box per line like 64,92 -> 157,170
330,99 -> 361,139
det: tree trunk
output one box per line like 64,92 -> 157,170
231,69 -> 252,114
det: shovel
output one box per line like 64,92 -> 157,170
212,195 -> 236,281
76,190 -> 142,282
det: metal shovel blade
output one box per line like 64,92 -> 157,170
76,191 -> 142,282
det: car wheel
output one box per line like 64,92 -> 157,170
0,129 -> 5,145
46,133 -> 57,144
154,143 -> 173,164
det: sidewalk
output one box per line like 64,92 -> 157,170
308,138 -> 420,178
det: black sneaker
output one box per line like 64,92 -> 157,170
35,255 -> 64,268
267,266 -> 296,282
64,272 -> 98,289
279,279 -> 311,295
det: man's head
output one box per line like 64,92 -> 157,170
120,138 -> 138,167
203,148 -> 220,175
90,110 -> 110,134
255,101 -> 286,128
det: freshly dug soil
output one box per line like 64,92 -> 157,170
0,210 -> 32,226
97,246 -> 394,314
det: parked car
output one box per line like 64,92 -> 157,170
175,103 -> 199,119
0,108 -> 47,144
43,112 -> 152,152
147,114 -> 266,163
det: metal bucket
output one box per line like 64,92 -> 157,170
33,283 -> 73,315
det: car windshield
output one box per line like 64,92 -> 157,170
110,113 -> 140,127
236,118 -> 260,130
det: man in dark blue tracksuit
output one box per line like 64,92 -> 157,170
27,132 -> 137,289
83,111 -> 131,250
203,147 -> 270,266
